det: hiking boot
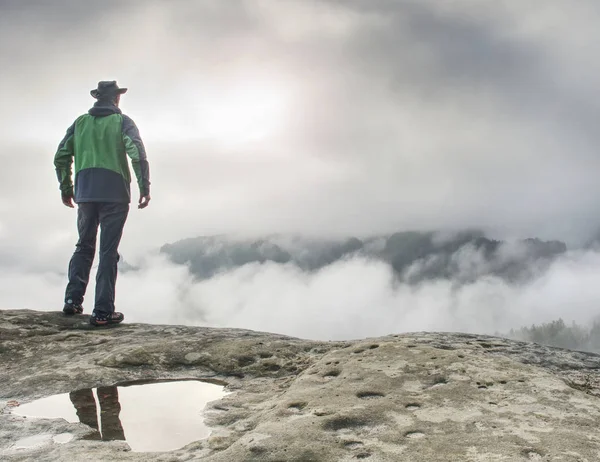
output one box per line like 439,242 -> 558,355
90,311 -> 124,326
63,302 -> 84,315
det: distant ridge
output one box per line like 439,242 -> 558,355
160,230 -> 567,283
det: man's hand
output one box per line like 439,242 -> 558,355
61,194 -> 75,208
138,194 -> 151,209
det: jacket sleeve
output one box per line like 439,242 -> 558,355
122,115 -> 150,196
54,122 -> 75,197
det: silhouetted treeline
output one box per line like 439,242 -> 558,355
506,318 -> 600,354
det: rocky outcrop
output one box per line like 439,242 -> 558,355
1,309 -> 600,461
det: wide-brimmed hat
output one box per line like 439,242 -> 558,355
90,81 -> 128,99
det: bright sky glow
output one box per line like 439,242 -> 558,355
200,78 -> 291,146
148,75 -> 295,148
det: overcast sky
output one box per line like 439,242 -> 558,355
2,0 -> 600,269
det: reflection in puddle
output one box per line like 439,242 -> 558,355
12,380 -> 228,452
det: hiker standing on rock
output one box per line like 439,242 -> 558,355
54,81 -> 151,326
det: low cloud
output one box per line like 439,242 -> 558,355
4,246 -> 600,343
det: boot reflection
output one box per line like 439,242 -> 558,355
69,388 -> 101,440
69,386 -> 125,441
97,386 -> 126,441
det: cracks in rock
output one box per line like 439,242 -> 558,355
565,372 -> 600,398
323,369 -> 342,378
356,391 -> 385,400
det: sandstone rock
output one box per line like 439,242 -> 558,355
1,309 -> 600,461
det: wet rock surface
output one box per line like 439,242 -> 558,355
1,309 -> 600,461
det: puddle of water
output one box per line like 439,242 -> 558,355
53,433 -> 74,444
13,434 -> 53,449
12,379 -> 228,452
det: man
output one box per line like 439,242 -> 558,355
54,81 -> 151,326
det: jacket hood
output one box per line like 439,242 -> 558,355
88,102 -> 122,117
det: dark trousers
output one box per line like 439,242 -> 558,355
65,202 -> 129,314
69,387 -> 126,441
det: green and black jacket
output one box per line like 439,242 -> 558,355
54,102 -> 150,203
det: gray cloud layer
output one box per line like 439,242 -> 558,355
3,0 -> 600,252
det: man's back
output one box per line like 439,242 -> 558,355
55,99 -> 149,205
